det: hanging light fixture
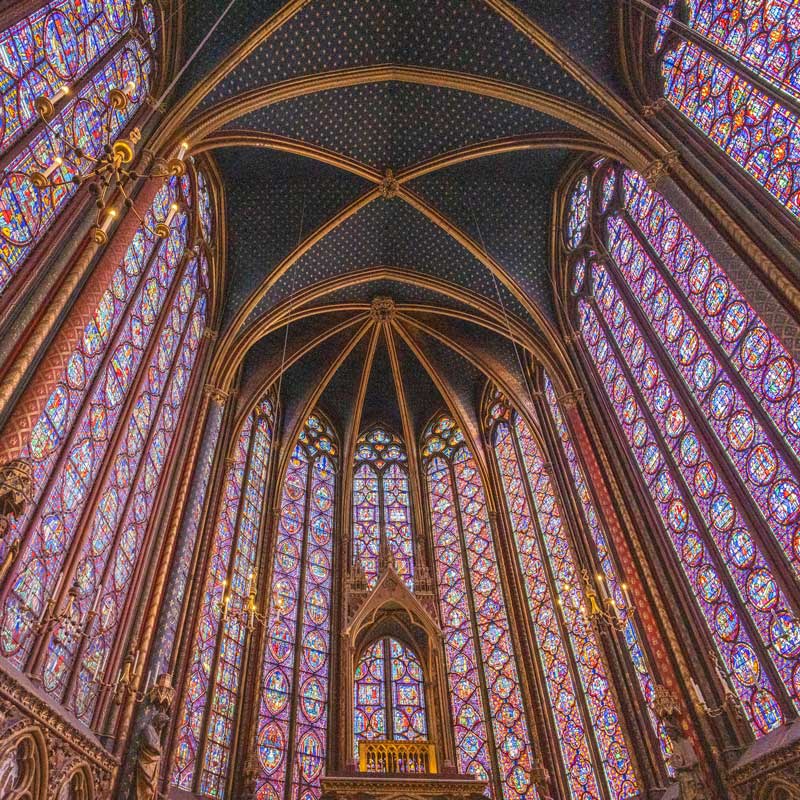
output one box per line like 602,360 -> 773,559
27,78 -> 190,245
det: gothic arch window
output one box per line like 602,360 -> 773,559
352,427 -> 414,589
0,169 -> 211,713
566,157 -> 800,736
255,414 -> 337,800
487,395 -> 639,800
171,394 -> 276,797
353,635 -> 428,755
542,373 -> 673,770
0,1 -> 158,297
423,414 -> 536,800
652,1 -> 800,219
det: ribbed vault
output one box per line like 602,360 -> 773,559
162,0 -> 673,443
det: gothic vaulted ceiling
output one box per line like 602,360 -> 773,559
167,0 -> 648,452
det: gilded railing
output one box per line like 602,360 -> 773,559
358,740 -> 438,774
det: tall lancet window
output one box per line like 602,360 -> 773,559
0,0 -> 158,296
653,1 -> 800,219
255,414 -> 336,800
0,171 -> 210,696
423,415 -> 535,800
352,428 -> 414,589
171,396 -> 275,798
542,373 -> 673,770
488,396 -> 639,800
353,636 -> 428,755
567,158 -> 800,736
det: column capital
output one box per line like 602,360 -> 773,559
641,97 -> 667,118
558,389 -> 585,411
642,150 -> 680,189
203,383 -> 230,406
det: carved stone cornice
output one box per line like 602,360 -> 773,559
726,720 -> 800,799
557,389 -> 585,411
0,662 -> 118,796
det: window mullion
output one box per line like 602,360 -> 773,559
13,231 -> 190,675
508,423 -> 613,800
282,454 -> 315,800
447,457 -> 505,800
590,297 -> 796,719
620,206 -> 800,483
0,26 -> 142,177
664,17 -> 800,119
59,279 -> 202,711
597,245 -> 800,614
194,416 -> 260,793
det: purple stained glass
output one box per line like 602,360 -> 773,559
200,401 -> 275,798
352,428 -> 414,590
172,396 -> 275,797
352,463 -> 380,587
353,637 -> 427,755
566,174 -> 590,248
579,296 -> 786,735
0,1 -> 151,156
1,180 -> 186,667
658,2 -> 800,219
255,415 -> 336,800
426,457 -> 493,787
0,37 -> 153,298
171,414 -> 254,793
606,206 -> 800,586
590,252 -> 800,721
492,415 -> 602,800
424,412 -> 537,800
44,256 -> 202,705
543,373 -> 674,771
513,414 -> 637,799
74,291 -> 206,722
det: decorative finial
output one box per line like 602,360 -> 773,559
379,168 -> 400,199
370,296 -> 396,322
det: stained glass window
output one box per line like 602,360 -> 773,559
0,171 -> 210,693
423,415 -> 535,800
489,396 -> 638,800
654,1 -> 800,219
255,414 -> 336,800
353,636 -> 428,759
171,396 -> 275,798
352,428 -> 414,589
542,373 -> 674,771
567,158 -> 800,735
0,1 -> 157,297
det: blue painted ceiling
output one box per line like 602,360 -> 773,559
176,0 -> 624,436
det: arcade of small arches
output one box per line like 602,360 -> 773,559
0,2 -> 798,800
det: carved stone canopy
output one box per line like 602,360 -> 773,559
345,566 -> 441,656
